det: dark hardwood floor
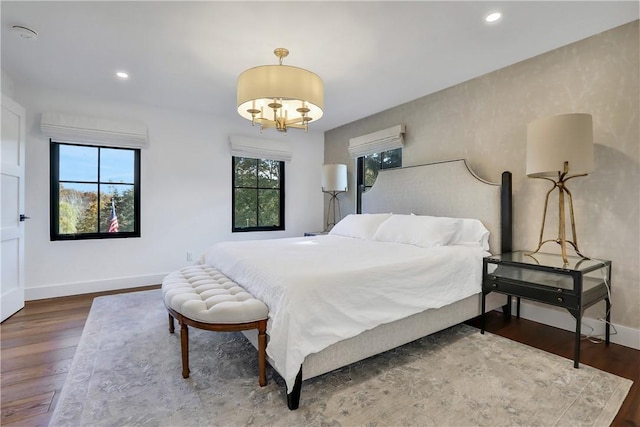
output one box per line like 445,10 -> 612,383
0,286 -> 159,426
1,288 -> 638,426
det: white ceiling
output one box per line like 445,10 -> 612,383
2,1 -> 638,132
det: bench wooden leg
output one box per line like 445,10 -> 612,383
258,320 -> 267,387
180,322 -> 190,378
166,304 -> 267,385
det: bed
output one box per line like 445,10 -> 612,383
201,159 -> 512,409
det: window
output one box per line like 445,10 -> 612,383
50,141 -> 140,240
232,157 -> 284,232
356,148 -> 402,212
358,147 -> 402,191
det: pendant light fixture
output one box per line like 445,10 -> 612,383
237,48 -> 324,133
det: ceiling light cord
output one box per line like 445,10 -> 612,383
274,48 -> 289,65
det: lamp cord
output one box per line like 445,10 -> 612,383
579,260 -> 617,343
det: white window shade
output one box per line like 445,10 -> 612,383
41,112 -> 148,148
348,124 -> 405,158
229,135 -> 293,162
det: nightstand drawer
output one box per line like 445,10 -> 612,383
484,277 -> 579,308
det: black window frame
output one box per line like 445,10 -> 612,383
232,156 -> 285,232
50,140 -> 141,241
356,148 -> 402,213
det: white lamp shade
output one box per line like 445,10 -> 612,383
322,164 -> 348,192
526,113 -> 594,178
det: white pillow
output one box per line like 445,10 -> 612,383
451,218 -> 490,250
373,214 -> 460,248
410,213 -> 490,250
329,213 -> 392,240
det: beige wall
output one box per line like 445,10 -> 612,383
324,21 -> 639,332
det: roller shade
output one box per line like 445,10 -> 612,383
348,124 -> 405,158
229,135 -> 293,162
41,112 -> 148,148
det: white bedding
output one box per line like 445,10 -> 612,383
201,235 -> 488,392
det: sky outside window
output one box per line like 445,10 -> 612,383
59,145 -> 134,184
100,149 -> 134,183
59,145 -> 98,182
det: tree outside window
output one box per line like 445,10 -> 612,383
361,148 -> 402,191
50,141 -> 140,240
232,157 -> 284,232
356,148 -> 402,213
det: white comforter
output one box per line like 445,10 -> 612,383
201,235 -> 488,392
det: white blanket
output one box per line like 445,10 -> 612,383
201,235 -> 488,392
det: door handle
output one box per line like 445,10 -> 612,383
19,214 -> 30,221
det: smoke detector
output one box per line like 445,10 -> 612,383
12,25 -> 38,40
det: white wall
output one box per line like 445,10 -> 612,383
10,83 -> 324,299
2,70 -> 15,98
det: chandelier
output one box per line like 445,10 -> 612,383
237,48 -> 324,132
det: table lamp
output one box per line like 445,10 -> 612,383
322,164 -> 348,231
526,113 -> 594,263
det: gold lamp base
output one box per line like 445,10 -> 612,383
323,190 -> 345,232
527,162 -> 589,264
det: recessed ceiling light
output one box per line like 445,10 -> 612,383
12,25 -> 38,40
116,71 -> 129,79
485,12 -> 502,23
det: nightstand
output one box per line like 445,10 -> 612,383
481,251 -> 611,368
304,231 -> 328,236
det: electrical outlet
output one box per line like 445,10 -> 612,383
186,251 -> 193,262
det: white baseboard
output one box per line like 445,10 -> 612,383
24,273 -> 167,301
506,300 -> 640,350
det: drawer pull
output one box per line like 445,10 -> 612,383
557,288 -> 563,293
557,297 -> 564,302
492,283 -> 498,288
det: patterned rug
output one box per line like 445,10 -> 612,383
50,289 -> 631,426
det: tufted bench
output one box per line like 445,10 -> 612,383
162,265 -> 269,386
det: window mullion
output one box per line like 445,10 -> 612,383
255,161 -> 260,227
256,188 -> 261,227
97,147 -> 102,233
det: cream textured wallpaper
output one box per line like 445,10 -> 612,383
324,21 -> 639,331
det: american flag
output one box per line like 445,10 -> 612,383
108,201 -> 119,233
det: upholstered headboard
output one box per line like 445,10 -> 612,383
361,159 -> 512,254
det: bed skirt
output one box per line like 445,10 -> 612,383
243,292 -> 507,382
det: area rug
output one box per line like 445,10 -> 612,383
50,289 -> 631,426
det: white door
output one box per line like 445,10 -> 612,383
1,95 -> 26,322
